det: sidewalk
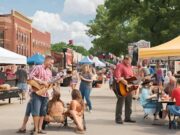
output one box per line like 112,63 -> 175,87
0,83 -> 179,135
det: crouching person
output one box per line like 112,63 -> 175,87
44,90 -> 65,123
66,89 -> 85,134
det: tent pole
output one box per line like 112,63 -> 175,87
168,56 -> 170,71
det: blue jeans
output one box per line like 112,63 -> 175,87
17,82 -> 27,91
168,105 -> 180,115
31,92 -> 48,116
80,82 -> 92,110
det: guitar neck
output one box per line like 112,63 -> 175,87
48,76 -> 62,84
125,76 -> 137,82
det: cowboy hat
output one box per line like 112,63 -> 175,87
141,79 -> 153,86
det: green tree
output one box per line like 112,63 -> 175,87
87,0 -> 180,56
51,42 -> 67,52
51,42 -> 89,56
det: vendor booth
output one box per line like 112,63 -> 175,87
27,53 -> 44,65
93,57 -> 106,67
0,47 -> 27,64
0,47 -> 26,103
139,36 -> 180,76
139,36 -> 180,58
79,56 -> 94,64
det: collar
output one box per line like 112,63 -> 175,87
42,64 -> 48,70
122,61 -> 130,67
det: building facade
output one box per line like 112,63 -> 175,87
0,10 -> 51,57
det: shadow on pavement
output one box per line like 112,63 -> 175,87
94,107 -> 115,113
134,124 -> 178,135
91,96 -> 115,100
43,123 -> 75,133
87,119 -> 115,126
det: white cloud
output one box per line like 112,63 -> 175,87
31,10 -> 93,49
30,1 -> 105,50
62,0 -> 104,16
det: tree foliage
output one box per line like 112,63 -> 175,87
51,42 -> 89,56
87,0 -> 180,56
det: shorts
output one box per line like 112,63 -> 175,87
168,105 -> 180,115
17,83 -> 28,91
31,92 -> 48,116
71,79 -> 78,84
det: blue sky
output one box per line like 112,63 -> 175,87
0,0 -> 93,23
0,0 -> 105,49
0,0 -> 64,17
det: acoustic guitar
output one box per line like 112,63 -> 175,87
27,75 -> 62,96
117,76 -> 139,97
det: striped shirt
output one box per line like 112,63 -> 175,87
29,64 -> 52,97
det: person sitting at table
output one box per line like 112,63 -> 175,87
44,90 -> 65,123
140,79 -> 161,120
65,89 -> 85,134
164,71 -> 176,96
167,78 -> 180,121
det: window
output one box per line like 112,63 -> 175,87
18,32 -> 21,40
17,45 -> 20,54
21,33 -> 23,42
0,31 -> 4,47
16,45 -> 18,53
26,48 -> 28,56
26,35 -> 28,44
16,31 -> 18,40
23,34 -> 26,43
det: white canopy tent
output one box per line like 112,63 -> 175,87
0,47 -> 27,64
93,57 -> 106,67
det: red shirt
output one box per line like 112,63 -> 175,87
171,88 -> 180,106
113,62 -> 133,81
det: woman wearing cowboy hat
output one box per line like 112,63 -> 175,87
140,79 -> 161,120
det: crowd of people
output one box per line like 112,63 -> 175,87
112,54 -> 180,127
15,55 -> 111,135
1,53 -> 180,134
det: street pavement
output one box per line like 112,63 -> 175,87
0,83 -> 179,135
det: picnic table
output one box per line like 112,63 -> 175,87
0,89 -> 23,104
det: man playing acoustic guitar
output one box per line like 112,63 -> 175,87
29,56 -> 54,135
113,55 -> 136,124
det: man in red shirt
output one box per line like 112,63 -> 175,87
113,55 -> 136,124
168,78 -> 180,117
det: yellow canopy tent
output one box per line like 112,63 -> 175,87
139,36 -> 180,58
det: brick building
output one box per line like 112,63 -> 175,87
0,10 -> 51,57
